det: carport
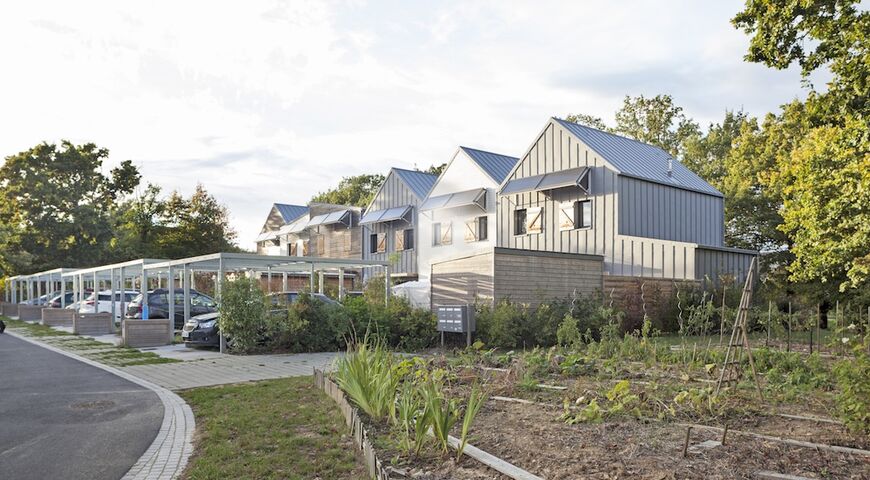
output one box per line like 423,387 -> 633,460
60,259 -> 168,317
5,269 -> 79,306
141,252 -> 391,352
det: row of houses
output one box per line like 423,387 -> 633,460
255,117 -> 756,309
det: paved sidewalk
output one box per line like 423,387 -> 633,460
121,351 -> 339,390
6,332 -> 195,480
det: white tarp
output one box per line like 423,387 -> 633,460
391,280 -> 430,309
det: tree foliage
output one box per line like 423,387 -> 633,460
0,141 -> 140,274
311,173 -> 385,207
613,94 -> 700,158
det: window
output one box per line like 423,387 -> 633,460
465,216 -> 488,242
404,228 -> 414,250
370,232 -> 386,253
526,207 -> 543,234
578,199 -> 593,229
395,229 -> 405,250
560,200 -> 593,230
433,222 -> 451,246
192,293 -> 216,308
514,209 -> 527,235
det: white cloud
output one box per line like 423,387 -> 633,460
0,0 -> 811,248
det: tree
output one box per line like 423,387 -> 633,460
733,0 -> 870,293
156,184 -> 239,258
425,163 -> 447,176
564,113 -> 609,131
681,110 -> 750,185
312,174 -> 385,207
112,183 -> 166,259
0,141 -> 140,273
613,94 -> 700,158
733,0 -> 869,118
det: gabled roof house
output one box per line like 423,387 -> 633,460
361,168 -> 438,280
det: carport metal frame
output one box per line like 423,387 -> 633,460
5,268 -> 79,307
142,252 -> 391,353
60,259 -> 168,322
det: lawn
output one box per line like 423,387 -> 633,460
179,376 -> 366,480
1,316 -> 180,366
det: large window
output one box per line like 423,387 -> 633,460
465,216 -> 488,242
578,199 -> 593,229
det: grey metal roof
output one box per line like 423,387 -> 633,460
392,168 -> 438,200
273,204 -> 309,224
553,118 -> 723,197
460,147 -> 519,184
307,209 -> 352,228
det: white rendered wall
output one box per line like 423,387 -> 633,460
418,150 -> 499,282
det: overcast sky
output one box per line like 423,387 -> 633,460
0,1 -> 813,248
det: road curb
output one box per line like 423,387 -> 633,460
6,331 -> 195,480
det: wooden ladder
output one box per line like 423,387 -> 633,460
716,257 -> 763,400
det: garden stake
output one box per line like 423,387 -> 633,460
816,303 -> 821,354
766,300 -> 772,347
683,426 -> 692,457
787,302 -> 792,352
721,424 -> 728,446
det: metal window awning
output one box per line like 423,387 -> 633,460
420,188 -> 486,212
278,219 -> 309,235
255,230 -> 280,242
307,209 -> 353,228
500,167 -> 590,196
360,205 -> 413,225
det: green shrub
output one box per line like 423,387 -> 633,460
834,352 -> 870,434
556,313 -> 582,347
476,299 -> 525,349
219,277 -> 269,352
334,339 -> 398,422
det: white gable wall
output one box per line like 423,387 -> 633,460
418,150 -> 500,282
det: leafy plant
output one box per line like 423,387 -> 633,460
456,384 -> 487,460
556,313 -> 582,347
421,379 -> 459,453
334,339 -> 398,422
219,277 -> 269,352
833,352 -> 870,434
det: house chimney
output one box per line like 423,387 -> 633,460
667,158 -> 673,177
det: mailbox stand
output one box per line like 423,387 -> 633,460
436,305 -> 475,348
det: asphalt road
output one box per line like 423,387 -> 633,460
0,334 -> 163,480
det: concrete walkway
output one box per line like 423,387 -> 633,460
121,351 -> 338,390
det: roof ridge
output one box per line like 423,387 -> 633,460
553,117 -> 675,159
392,166 -> 438,176
459,145 -> 519,159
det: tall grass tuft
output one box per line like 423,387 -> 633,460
334,338 -> 398,422
456,383 -> 487,460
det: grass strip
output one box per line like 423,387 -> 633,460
179,377 -> 365,480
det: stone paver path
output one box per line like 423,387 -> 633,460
121,352 -> 339,390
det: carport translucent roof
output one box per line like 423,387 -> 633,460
141,252 -> 389,274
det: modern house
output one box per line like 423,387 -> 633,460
361,168 -> 438,281
254,202 -> 364,291
255,203 -> 309,255
429,117 -> 756,308
417,147 -> 518,306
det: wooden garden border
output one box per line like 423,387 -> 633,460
314,369 -> 544,480
314,369 -> 392,480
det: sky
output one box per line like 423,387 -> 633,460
0,0 -> 815,248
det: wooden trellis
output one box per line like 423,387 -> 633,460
716,257 -> 763,400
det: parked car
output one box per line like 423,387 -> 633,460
181,312 -> 220,346
23,293 -> 55,306
125,289 -> 218,329
182,291 -> 339,348
268,291 -> 339,307
48,290 -> 89,309
78,290 -> 140,321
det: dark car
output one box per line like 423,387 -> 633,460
268,291 -> 339,307
181,312 -> 220,347
125,288 -> 218,329
182,292 -> 340,348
